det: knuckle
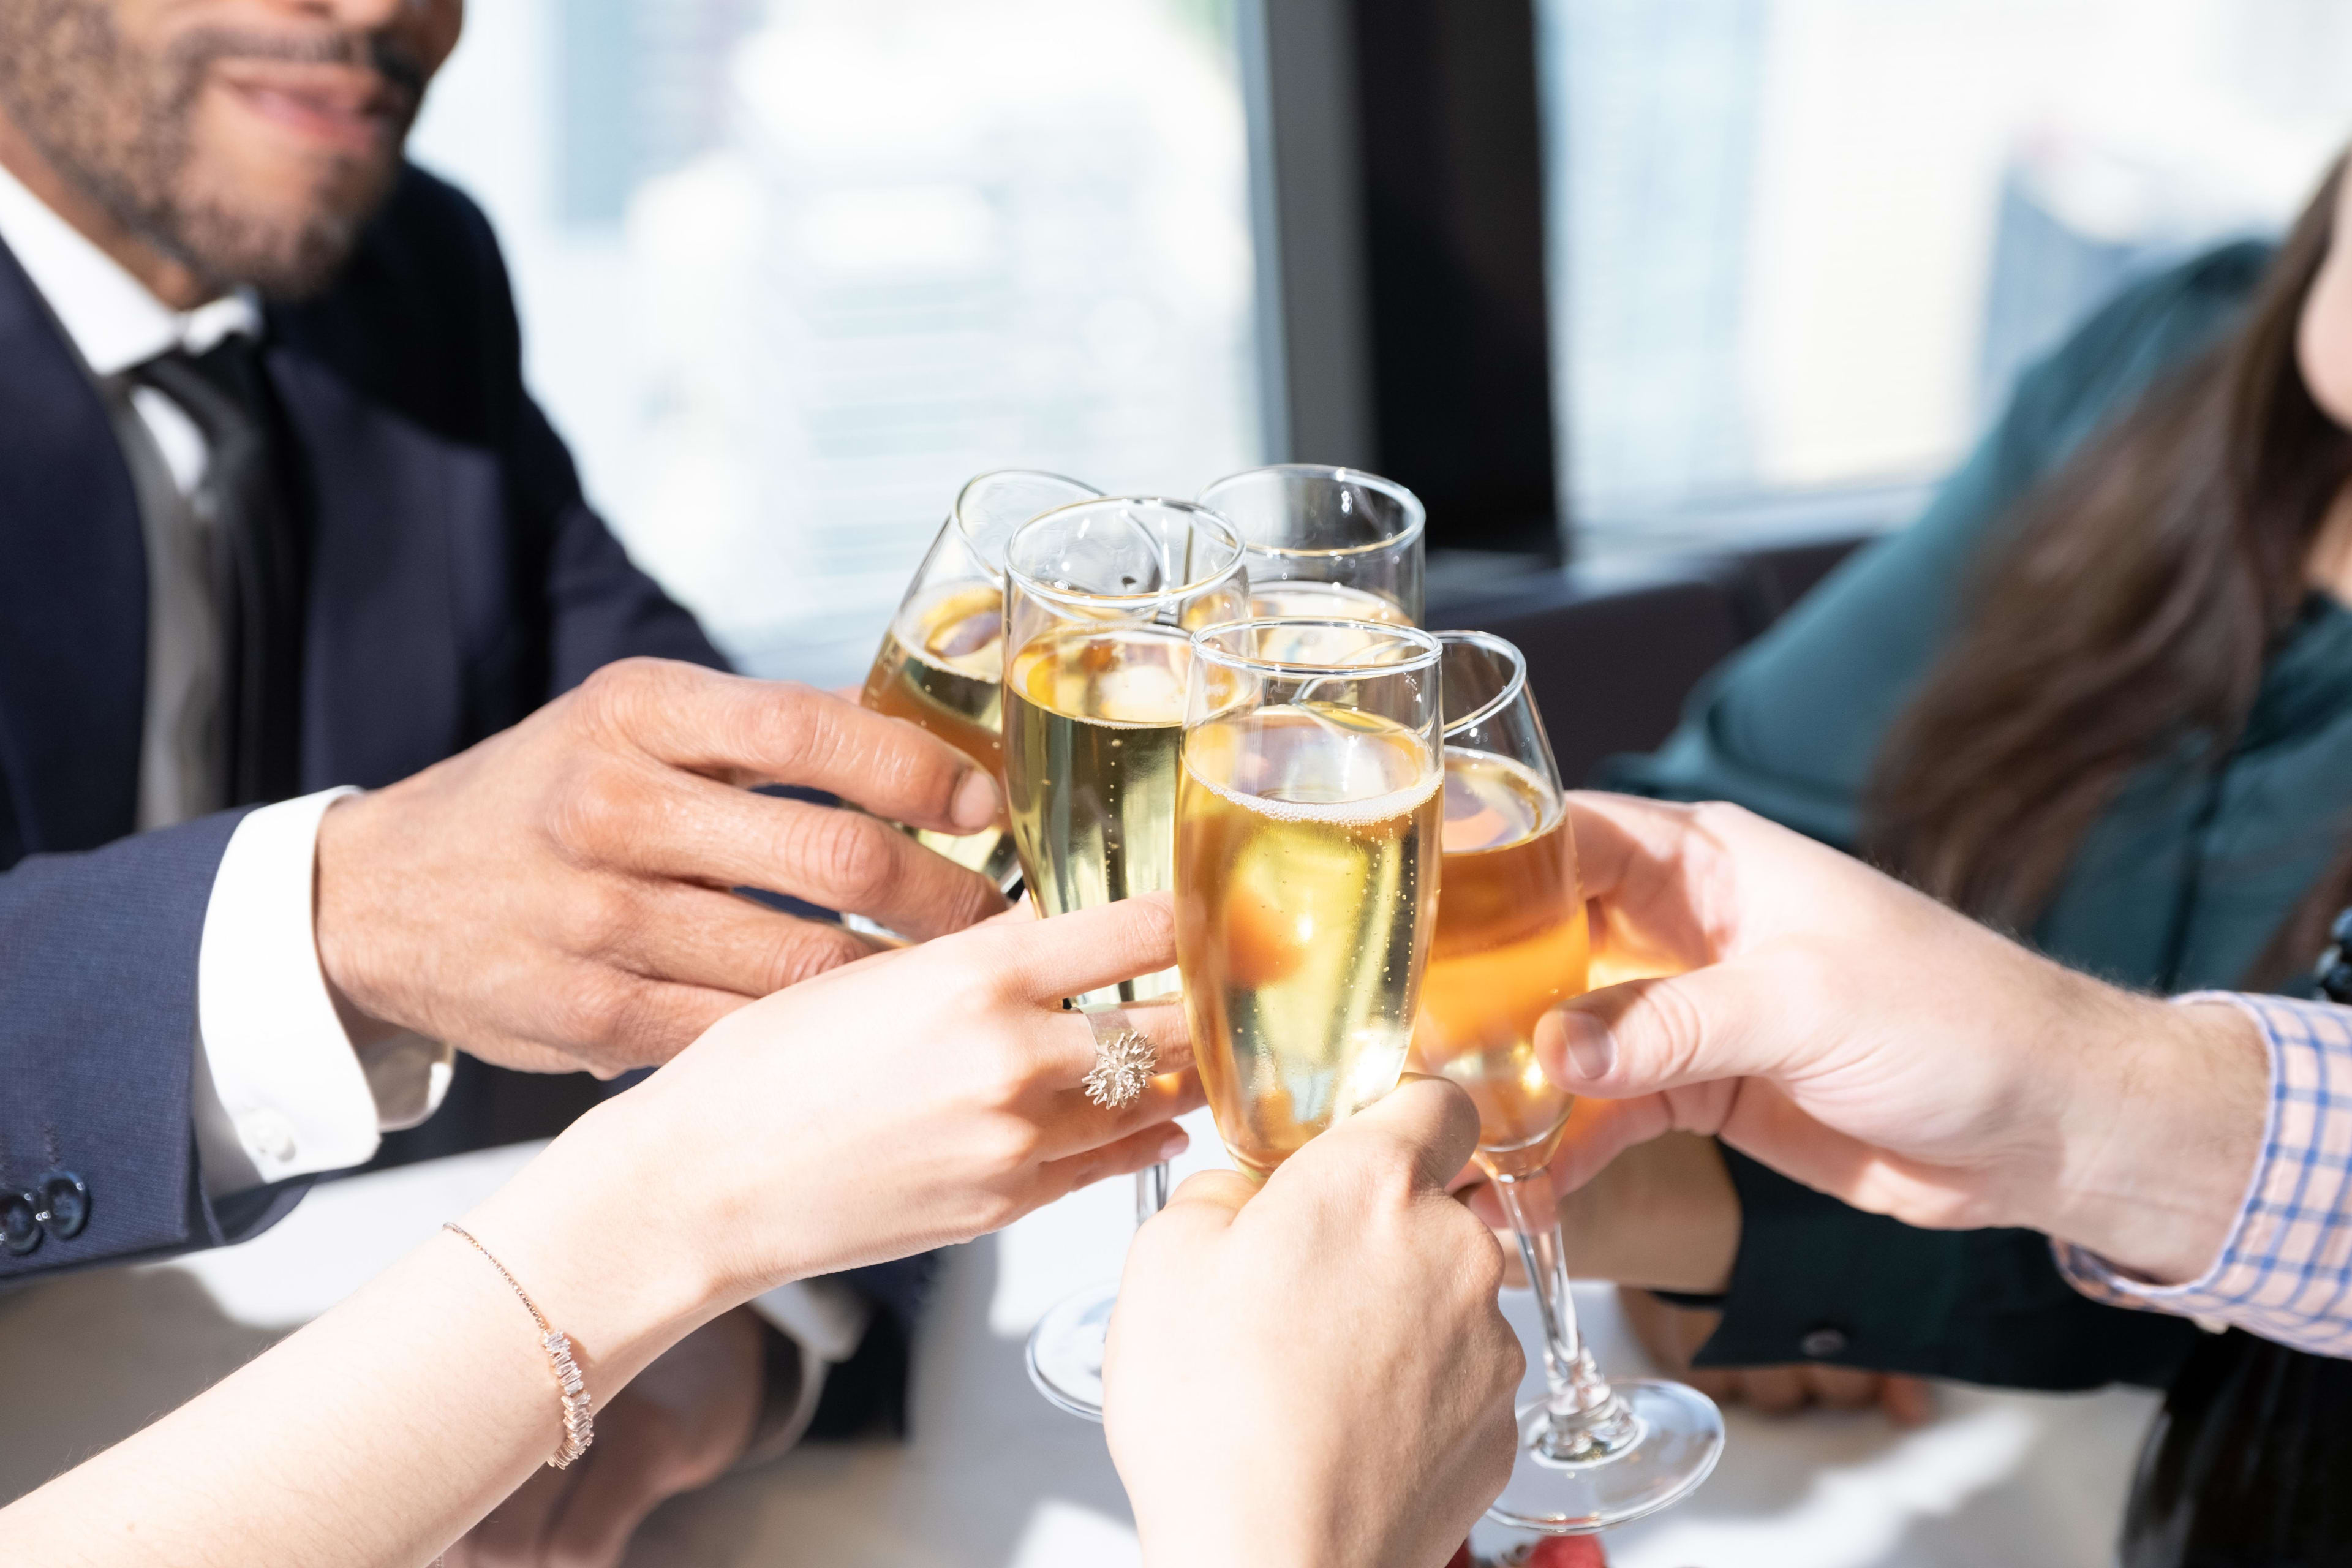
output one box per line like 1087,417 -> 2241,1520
789,806 -> 902,906
546,755 -> 656,862
556,878 -> 641,957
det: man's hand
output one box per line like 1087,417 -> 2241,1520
1106,1079 -> 1521,1568
443,1308 -> 766,1568
1542,793 -> 2269,1287
315,658 -> 1008,1075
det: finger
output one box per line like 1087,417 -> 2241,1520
1880,1374 -> 1937,1427
1031,998 -> 1195,1090
1542,1092 -> 1678,1192
1539,959 -> 1800,1101
459,1461 -> 574,1564
1559,791 -> 1702,904
1153,1167 -> 1258,1230
1803,1363 -> 1883,1410
614,786 -> 1008,941
1302,1075 -> 1482,1194
612,884 -> 885,995
960,893 -> 1180,1003
1038,1117 -> 1196,1200
1038,1065 -> 1206,1163
1736,1365 -> 1810,1416
587,661 -> 1001,835
511,969 -> 751,1074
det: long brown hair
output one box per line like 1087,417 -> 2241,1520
1868,156 -> 2352,985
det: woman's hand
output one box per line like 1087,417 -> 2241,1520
465,894 -> 1202,1380
1542,793 -> 2267,1287
1106,1079 -> 1521,1568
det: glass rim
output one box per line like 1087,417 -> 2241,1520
1188,617 -> 1443,677
1196,464 -> 1428,559
1003,496 -> 1246,609
1435,628 -> 1529,739
951,469 -> 1103,573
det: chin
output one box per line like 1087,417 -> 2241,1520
176,154 -> 396,298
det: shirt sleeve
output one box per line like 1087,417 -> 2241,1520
2056,991 -> 2352,1358
192,788 -> 455,1198
741,1278 -> 876,1461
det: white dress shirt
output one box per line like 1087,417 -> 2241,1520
0,159 -> 451,1195
0,160 -> 862,1411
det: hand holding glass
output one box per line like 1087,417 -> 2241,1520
1410,631 -> 1722,1533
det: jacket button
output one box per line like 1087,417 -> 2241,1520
1798,1325 -> 1849,1359
2,1191 -> 40,1256
36,1172 -> 88,1239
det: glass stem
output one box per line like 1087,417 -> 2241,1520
1135,1161 -> 1170,1225
1493,1167 -> 1637,1463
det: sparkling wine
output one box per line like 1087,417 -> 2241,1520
1003,625 -> 1191,1001
1409,748 -> 1588,1178
1178,704 -> 1442,1177
859,582 -> 1017,884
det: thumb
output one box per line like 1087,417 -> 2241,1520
1540,957 -> 1812,1100
1303,1074 -> 1483,1194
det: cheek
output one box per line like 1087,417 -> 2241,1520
2298,265 -> 2352,431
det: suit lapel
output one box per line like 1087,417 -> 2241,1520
0,236 -> 147,853
266,347 -> 467,791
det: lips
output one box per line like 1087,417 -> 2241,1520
213,63 -> 407,156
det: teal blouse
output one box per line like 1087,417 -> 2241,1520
1602,241 -> 2352,1388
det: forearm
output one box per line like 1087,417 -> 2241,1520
0,1110 -> 718,1567
2053,992 -> 2352,1358
2035,989 -> 2269,1285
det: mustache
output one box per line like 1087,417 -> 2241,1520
161,24 -> 429,118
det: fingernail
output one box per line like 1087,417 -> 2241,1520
950,769 -> 1000,832
1557,1008 -> 1616,1081
1154,1127 -> 1188,1161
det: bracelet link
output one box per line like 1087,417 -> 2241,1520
443,1223 -> 595,1468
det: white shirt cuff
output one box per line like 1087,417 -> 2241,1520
192,789 -> 455,1199
746,1278 -> 874,1452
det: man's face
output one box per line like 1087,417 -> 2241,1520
0,0 -> 463,298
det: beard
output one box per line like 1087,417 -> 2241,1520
0,1 -> 424,299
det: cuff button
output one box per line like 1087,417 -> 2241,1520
1798,1325 -> 1850,1359
2,1191 -> 40,1256
36,1172 -> 88,1239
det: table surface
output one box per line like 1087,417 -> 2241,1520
0,1111 -> 2163,1567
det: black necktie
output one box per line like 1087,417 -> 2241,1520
133,338 -> 306,807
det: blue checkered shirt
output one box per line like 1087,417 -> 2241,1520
2056,992 -> 2352,1357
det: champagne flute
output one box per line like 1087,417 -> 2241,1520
1003,496 -> 1248,1419
1411,630 -> 1724,1533
859,470 -> 1102,890
1198,463 -> 1426,627
1177,619 -> 1446,1176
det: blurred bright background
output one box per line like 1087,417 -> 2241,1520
409,0 -> 2352,674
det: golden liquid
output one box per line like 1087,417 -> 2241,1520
1177,705 -> 1442,1177
1003,625 -> 1191,1003
859,582 -> 1017,885
1408,748 -> 1588,1178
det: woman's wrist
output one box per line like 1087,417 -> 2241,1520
454,1098 -> 736,1389
2036,989 -> 2269,1284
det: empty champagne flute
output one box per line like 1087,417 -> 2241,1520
1003,496 -> 1248,1419
1177,619 -> 1446,1177
1411,630 -> 1723,1533
859,470 -> 1102,891
1198,463 -> 1425,627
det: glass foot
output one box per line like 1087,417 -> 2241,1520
1486,1379 -> 1724,1534
1025,1280 -> 1118,1422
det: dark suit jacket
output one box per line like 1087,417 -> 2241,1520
0,164 -> 723,1283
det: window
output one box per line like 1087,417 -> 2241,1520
408,0 -> 1261,688
1542,0 -> 2352,545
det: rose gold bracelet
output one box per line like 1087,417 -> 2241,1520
443,1223 -> 594,1468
